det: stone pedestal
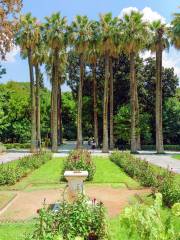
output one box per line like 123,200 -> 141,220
64,171 -> 88,203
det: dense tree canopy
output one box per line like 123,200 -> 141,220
0,0 -> 22,59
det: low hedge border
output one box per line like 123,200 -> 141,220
0,152 -> 52,185
110,151 -> 180,207
4,143 -> 31,149
115,144 -> 180,151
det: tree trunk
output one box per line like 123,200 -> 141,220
28,48 -> 37,153
51,50 -> 59,152
92,62 -> 99,147
130,52 -> 137,153
58,80 -> 63,145
102,52 -> 110,153
156,49 -> 164,153
35,64 -> 41,150
135,76 -> 141,150
109,57 -> 114,150
76,54 -> 84,149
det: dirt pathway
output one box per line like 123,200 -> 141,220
0,187 -> 150,221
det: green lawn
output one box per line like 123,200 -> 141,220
173,155 -> 180,160
0,221 -> 35,240
1,156 -> 139,190
92,157 -> 139,187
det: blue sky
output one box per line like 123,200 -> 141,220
1,0 -> 180,90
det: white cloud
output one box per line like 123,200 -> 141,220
119,7 -> 166,24
163,50 -> 180,79
2,46 -> 20,63
141,7 -> 165,23
141,49 -> 180,80
119,7 -> 138,18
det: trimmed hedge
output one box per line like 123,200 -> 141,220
110,151 -> 180,207
115,144 -> 180,151
62,149 -> 96,181
141,145 -> 180,151
4,143 -> 31,149
0,152 -> 52,185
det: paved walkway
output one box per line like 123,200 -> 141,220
0,141 -> 179,174
137,151 -> 180,174
0,152 -> 31,164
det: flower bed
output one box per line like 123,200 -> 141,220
110,151 -> 180,207
62,149 -> 96,181
0,152 -> 52,185
27,195 -> 108,240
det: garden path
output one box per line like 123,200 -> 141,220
0,152 -> 31,164
137,151 -> 180,174
0,187 -> 150,221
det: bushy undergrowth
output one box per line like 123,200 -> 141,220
62,150 -> 96,181
0,152 -> 52,185
27,195 -> 108,240
120,193 -> 180,240
110,151 -> 180,207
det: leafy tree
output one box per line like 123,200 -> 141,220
163,90 -> 180,144
62,92 -> 77,140
0,65 -> 6,78
114,105 -> 152,145
0,0 -> 22,59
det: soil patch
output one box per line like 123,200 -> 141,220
0,187 -> 150,221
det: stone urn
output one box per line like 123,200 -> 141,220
64,170 -> 88,203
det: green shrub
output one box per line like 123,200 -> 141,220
62,150 -> 96,181
120,193 -> 180,240
110,151 -> 180,206
27,195 -> 108,240
0,152 -> 52,185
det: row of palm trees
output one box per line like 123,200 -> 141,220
15,10 -> 180,153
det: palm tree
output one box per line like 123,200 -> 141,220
43,12 -> 67,152
16,13 -> 40,153
121,11 -> 149,153
87,20 -> 101,147
32,40 -> 46,150
170,12 -> 180,49
70,15 -> 92,148
149,21 -> 169,153
99,13 -> 121,153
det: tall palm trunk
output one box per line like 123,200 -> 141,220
102,52 -> 110,153
76,54 -> 84,149
51,50 -> 59,152
92,62 -> 99,147
109,57 -> 114,150
58,80 -> 62,145
130,52 -> 137,153
35,64 -> 41,149
156,47 -> 164,153
135,77 -> 141,150
28,48 -> 37,153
